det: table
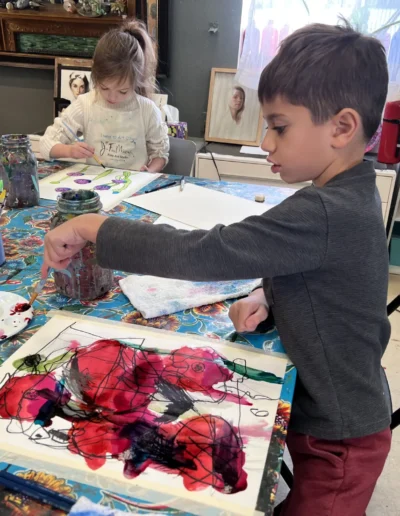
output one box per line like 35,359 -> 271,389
0,161 -> 297,516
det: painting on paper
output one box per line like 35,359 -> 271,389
39,164 -> 160,211
0,315 -> 288,515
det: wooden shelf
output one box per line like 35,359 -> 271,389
0,4 -> 123,22
0,1 -> 169,74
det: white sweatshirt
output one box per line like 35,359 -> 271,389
40,90 -> 169,170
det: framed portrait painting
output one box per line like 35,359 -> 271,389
54,58 -> 93,117
205,68 -> 263,146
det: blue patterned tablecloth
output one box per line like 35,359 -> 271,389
0,161 -> 297,516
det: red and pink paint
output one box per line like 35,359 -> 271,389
0,339 -> 255,493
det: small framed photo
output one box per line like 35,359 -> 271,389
54,58 -> 93,117
205,68 -> 263,146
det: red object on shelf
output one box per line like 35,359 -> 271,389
378,100 -> 400,164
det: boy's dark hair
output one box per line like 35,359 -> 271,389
258,21 -> 388,141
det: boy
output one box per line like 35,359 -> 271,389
43,22 -> 392,515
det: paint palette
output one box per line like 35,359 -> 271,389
0,292 -> 33,341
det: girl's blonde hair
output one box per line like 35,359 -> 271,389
92,19 -> 157,98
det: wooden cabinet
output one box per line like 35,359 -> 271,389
0,0 -> 168,74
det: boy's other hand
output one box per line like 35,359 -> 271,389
68,142 -> 95,159
229,288 -> 269,333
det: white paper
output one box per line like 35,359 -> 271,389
240,145 -> 268,156
154,216 -> 195,231
39,164 -> 160,211
0,314 -> 288,516
126,183 -> 272,230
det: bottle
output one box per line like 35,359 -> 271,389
50,190 -> 114,301
1,134 -> 39,209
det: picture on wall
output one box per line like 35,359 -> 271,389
55,58 -> 93,117
205,68 -> 263,146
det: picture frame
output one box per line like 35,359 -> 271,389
54,58 -> 93,118
205,68 -> 263,146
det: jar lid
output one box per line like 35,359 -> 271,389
1,134 -> 30,147
57,190 -> 103,214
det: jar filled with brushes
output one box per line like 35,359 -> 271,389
1,134 -> 39,209
50,190 -> 114,301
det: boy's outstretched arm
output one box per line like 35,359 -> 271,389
42,188 -> 327,282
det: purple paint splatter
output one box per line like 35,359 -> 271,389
94,185 -> 111,191
74,179 -> 92,185
67,172 -> 84,177
112,179 -> 126,184
55,187 -> 72,193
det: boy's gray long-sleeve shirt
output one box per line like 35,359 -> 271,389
97,161 -> 391,440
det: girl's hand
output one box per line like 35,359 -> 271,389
68,142 -> 95,159
229,288 -> 269,333
42,214 -> 108,276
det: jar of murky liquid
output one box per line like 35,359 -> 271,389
51,190 -> 114,301
1,134 -> 39,209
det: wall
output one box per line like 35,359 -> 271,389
160,0 -> 242,137
0,0 -> 242,138
0,67 -> 54,135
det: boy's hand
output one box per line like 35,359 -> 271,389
68,142 -> 95,159
42,218 -> 87,273
229,288 -> 269,333
42,214 -> 108,276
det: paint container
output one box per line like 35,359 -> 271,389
51,190 -> 114,301
0,232 -> 5,267
1,135 -> 39,209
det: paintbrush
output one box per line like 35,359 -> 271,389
0,189 -> 7,216
29,268 -> 52,306
61,121 -> 105,169
29,276 -> 48,306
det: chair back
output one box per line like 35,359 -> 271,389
163,137 -> 196,177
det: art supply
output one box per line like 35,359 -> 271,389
51,190 -> 114,300
29,272 -> 51,306
39,164 -> 159,211
0,231 -> 5,267
144,180 -> 177,194
153,215 -> 194,230
180,175 -> 185,192
128,183 -> 273,230
0,313 -> 288,516
0,468 -> 75,512
255,194 -> 265,203
0,189 -> 6,216
119,275 -> 261,319
1,134 -> 39,209
0,292 -> 33,341
69,497 -> 128,515
61,121 -> 105,168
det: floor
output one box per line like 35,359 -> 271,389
274,274 -> 400,515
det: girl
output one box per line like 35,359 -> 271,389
40,21 -> 169,172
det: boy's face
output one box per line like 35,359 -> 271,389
261,96 -> 335,185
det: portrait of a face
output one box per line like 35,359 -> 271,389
229,87 -> 246,124
69,74 -> 89,99
206,68 -> 262,146
60,69 -> 92,104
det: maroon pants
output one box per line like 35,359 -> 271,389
280,427 -> 391,516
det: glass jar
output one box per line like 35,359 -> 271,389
1,134 -> 39,209
51,190 -> 114,301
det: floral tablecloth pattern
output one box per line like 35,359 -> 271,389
0,161 -> 296,516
